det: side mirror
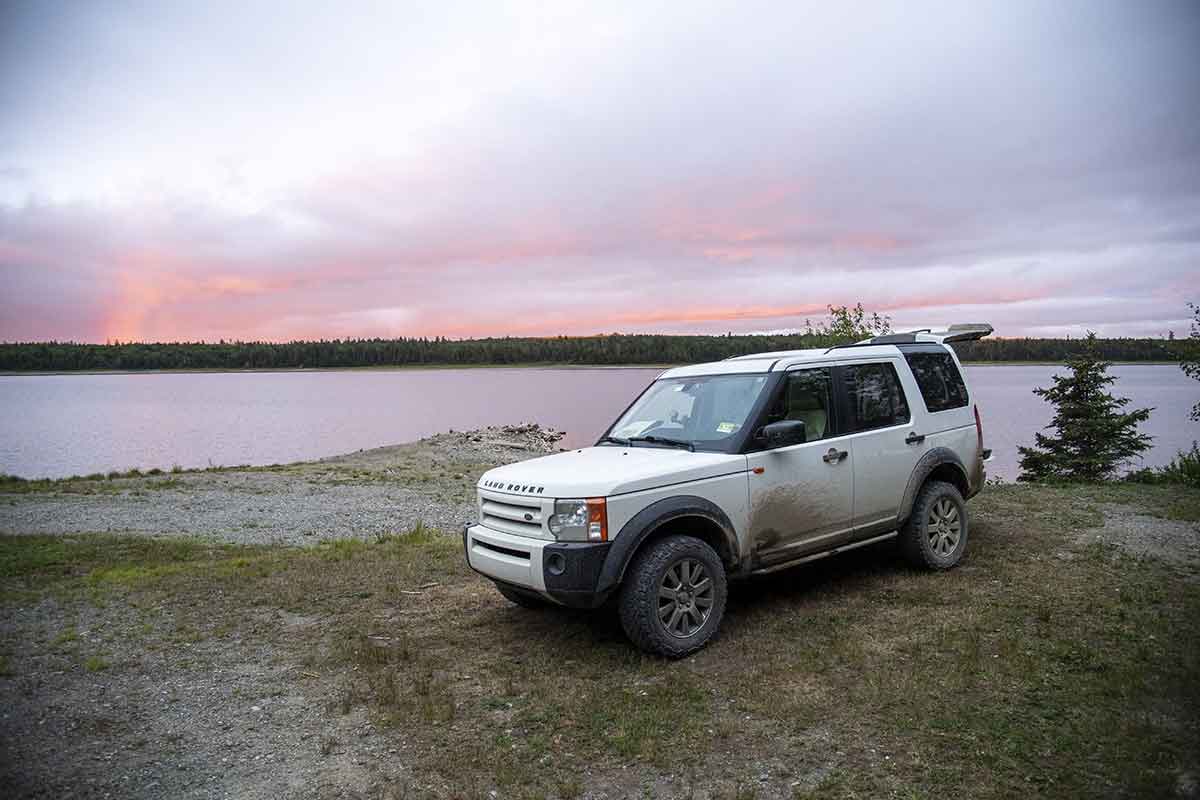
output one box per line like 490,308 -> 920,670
759,419 -> 806,448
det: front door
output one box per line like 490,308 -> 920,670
745,367 -> 854,566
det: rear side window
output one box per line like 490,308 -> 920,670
841,362 -> 910,431
904,351 -> 969,412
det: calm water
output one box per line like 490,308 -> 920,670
0,365 -> 1196,481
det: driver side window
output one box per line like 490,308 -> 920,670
765,368 -> 833,442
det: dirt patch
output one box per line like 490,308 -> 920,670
1077,504 -> 1200,574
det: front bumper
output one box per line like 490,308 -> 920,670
462,523 -> 613,608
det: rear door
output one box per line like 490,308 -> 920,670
745,366 -> 854,565
901,345 -> 978,462
836,360 -> 917,534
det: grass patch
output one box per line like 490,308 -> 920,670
0,470 -> 190,496
52,626 -> 79,648
1,483 -> 1198,797
1058,481 -> 1200,522
0,534 -> 228,586
1126,441 -> 1200,491
0,464 -> 254,494
83,655 -> 109,672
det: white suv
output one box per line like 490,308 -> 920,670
462,325 -> 994,656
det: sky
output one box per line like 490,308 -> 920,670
1,0 -> 1198,343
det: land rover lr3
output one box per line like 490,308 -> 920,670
463,325 -> 993,657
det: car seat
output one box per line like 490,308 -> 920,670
786,383 -> 827,441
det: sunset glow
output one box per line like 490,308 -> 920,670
1,1 -> 1198,342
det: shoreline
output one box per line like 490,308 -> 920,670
0,424 -> 568,486
0,424 -> 566,543
0,359 -> 1182,376
0,362 -> 675,376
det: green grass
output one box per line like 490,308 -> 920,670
1,483 -> 1197,798
52,626 -> 79,647
0,534 -> 225,585
83,655 -> 109,672
1127,441 -> 1200,490
1063,481 -> 1200,522
0,470 -> 191,495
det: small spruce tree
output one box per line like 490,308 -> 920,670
1018,332 -> 1153,482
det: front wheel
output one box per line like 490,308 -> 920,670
899,480 -> 968,570
618,534 -> 727,658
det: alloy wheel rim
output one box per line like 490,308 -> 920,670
927,497 -> 962,557
657,558 -> 714,638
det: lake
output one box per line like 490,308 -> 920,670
0,365 -> 1196,481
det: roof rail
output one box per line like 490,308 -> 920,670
823,340 -> 899,354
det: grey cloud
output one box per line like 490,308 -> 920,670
1,0 -> 1198,341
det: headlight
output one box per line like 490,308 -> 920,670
548,498 -> 608,542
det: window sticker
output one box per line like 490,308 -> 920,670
716,421 -> 739,434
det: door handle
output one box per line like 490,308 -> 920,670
905,432 -> 926,445
822,448 -> 848,464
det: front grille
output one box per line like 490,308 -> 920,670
479,493 -> 545,537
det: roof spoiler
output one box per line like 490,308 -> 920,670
926,323 -> 994,343
845,323 -> 994,347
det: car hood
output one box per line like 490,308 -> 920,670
479,445 -> 748,499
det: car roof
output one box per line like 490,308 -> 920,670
658,344 -> 920,379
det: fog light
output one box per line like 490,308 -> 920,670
546,552 -> 566,576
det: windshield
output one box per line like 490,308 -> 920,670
604,373 -> 769,451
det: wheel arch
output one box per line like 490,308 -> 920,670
597,495 -> 739,595
897,448 -> 969,526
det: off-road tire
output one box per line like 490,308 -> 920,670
900,480 -> 968,570
496,585 -> 546,609
618,534 -> 727,658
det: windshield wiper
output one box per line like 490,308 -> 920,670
597,435 -> 631,446
628,435 -> 695,452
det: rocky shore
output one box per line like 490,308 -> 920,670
0,424 -> 566,544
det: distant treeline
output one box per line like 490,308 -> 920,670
0,334 -> 1181,371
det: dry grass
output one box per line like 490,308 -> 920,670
1,483 -> 1198,798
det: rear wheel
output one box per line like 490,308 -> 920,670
899,480 -> 968,569
618,534 -> 727,658
496,585 -> 546,609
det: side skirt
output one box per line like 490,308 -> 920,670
746,531 -> 898,576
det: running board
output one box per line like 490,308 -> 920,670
749,531 -> 898,575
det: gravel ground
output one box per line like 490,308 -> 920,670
0,424 -> 566,800
0,425 -> 564,544
1079,503 -> 1200,575
2,600 -> 376,800
3,452 -> 1198,799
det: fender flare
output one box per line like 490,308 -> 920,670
897,447 -> 969,526
596,495 -> 740,595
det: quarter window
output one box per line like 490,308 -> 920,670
842,363 -> 910,431
904,351 -> 969,412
